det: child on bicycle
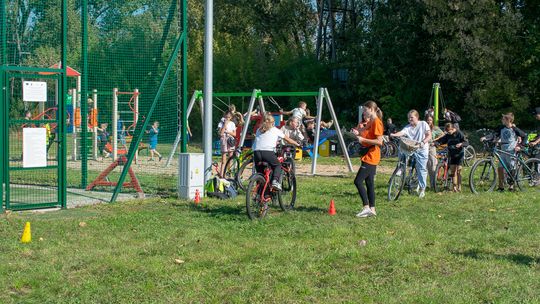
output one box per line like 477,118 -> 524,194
253,114 -> 299,191
435,123 -> 468,192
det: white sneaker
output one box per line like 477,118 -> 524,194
271,180 -> 282,191
356,208 -> 374,218
418,189 -> 426,198
415,185 -> 420,193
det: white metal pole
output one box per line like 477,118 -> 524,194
112,88 -> 118,161
324,88 -> 353,172
238,89 -> 258,148
92,89 -> 98,160
311,88 -> 325,175
203,0 -> 214,183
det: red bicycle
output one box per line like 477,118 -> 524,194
245,145 -> 297,220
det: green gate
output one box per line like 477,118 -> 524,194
1,68 -> 67,210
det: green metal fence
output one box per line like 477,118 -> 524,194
1,0 -> 188,210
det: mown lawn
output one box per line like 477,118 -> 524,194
1,166 -> 539,303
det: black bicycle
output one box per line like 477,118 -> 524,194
387,138 -> 421,201
469,139 -> 540,193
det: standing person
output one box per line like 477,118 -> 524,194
117,114 -> 128,151
426,115 -> 444,189
97,123 -> 110,158
146,121 -> 162,161
390,110 -> 432,198
494,113 -> 522,191
443,108 -> 462,130
435,123 -> 468,192
218,111 -> 237,177
252,114 -> 299,191
425,106 -> 434,118
384,117 -> 397,136
351,101 -> 384,218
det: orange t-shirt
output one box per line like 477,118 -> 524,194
360,117 -> 384,165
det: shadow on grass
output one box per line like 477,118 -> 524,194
293,206 -> 327,213
452,248 -> 540,266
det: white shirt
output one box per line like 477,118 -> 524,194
253,127 -> 285,151
217,120 -> 236,137
282,126 -> 304,143
291,108 -> 307,120
401,121 -> 430,151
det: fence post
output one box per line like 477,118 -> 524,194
112,88 -> 118,161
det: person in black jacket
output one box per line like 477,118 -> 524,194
435,123 -> 468,192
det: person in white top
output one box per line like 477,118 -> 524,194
218,111 -> 237,177
253,114 -> 299,190
390,110 -> 432,198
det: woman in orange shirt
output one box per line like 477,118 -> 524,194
351,101 -> 384,218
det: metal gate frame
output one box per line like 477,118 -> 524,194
1,0 -> 68,211
1,68 -> 67,210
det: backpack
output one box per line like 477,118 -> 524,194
205,177 -> 238,199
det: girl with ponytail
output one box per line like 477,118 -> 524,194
252,114 -> 299,190
351,101 -> 384,218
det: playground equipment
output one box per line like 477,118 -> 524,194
169,88 -> 353,175
112,88 -> 140,162
85,155 -> 144,198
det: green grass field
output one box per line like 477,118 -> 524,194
1,164 -> 539,303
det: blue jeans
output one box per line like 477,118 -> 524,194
414,148 -> 429,190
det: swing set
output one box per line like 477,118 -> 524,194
166,88 -> 353,175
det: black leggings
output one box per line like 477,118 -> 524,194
354,163 -> 377,208
254,150 -> 281,182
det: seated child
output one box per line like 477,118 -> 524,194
282,117 -> 304,146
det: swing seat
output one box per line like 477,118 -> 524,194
302,137 -> 329,159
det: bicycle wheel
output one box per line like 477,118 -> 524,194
389,141 -> 399,157
381,142 -> 389,158
516,158 -> 540,191
236,157 -> 254,192
434,162 -> 449,192
469,159 -> 497,194
407,167 -> 419,195
246,174 -> 268,220
464,145 -> 476,167
278,166 -> 297,211
388,164 -> 406,201
224,155 -> 240,180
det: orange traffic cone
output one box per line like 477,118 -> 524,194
194,189 -> 201,205
328,199 -> 336,215
21,222 -> 32,243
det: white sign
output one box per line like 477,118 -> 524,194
23,81 -> 47,102
23,128 -> 48,168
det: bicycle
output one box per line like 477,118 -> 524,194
224,147 -> 254,191
387,137 -> 422,201
245,145 -> 297,220
463,145 -> 476,166
434,147 -> 451,192
469,139 -> 540,193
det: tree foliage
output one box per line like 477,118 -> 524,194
4,0 -> 540,130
